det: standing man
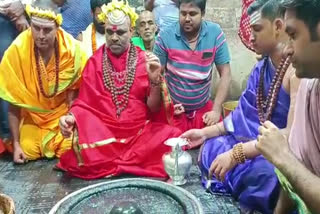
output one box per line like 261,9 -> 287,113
132,10 -> 157,51
77,0 -> 111,57
145,0 -> 179,31
0,0 -> 87,163
257,0 -> 320,213
57,0 -> 181,180
154,0 -> 231,133
0,0 -> 33,154
52,0 -> 92,38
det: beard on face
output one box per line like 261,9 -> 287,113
93,19 -> 105,34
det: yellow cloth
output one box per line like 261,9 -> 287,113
0,28 -> 87,159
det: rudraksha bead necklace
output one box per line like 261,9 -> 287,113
34,39 -> 60,98
102,44 -> 137,117
257,55 -> 291,124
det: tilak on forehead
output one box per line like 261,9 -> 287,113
250,10 -> 262,25
98,0 -> 138,28
26,4 -> 63,26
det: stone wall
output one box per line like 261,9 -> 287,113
206,0 -> 256,99
130,0 -> 256,99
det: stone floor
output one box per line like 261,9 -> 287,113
0,150 -> 241,214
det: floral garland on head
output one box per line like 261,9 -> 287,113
98,0 -> 138,27
26,4 -> 63,26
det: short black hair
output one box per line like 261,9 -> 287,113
178,0 -> 206,13
90,0 -> 111,12
247,0 -> 285,21
280,0 -> 320,41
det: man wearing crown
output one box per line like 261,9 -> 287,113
57,0 -> 181,179
0,0 -> 87,163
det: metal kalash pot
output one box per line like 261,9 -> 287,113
162,138 -> 192,185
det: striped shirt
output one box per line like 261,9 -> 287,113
153,21 -> 230,111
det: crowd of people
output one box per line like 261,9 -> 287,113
0,0 -> 319,213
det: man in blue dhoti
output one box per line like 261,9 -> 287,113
182,0 -> 300,213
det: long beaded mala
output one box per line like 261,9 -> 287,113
230,56 -> 291,166
34,39 -> 60,98
257,55 -> 291,124
91,24 -> 97,53
102,44 -> 137,117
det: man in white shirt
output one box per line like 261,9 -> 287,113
77,0 -> 110,57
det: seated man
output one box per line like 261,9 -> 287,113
132,10 -> 157,51
182,0 -> 299,213
77,0 -> 110,57
154,0 -> 231,132
257,0 -> 320,213
57,0 -> 181,180
0,0 -> 87,163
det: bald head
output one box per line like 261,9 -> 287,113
137,10 -> 157,42
137,10 -> 155,24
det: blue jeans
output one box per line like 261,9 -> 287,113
0,100 -> 10,139
0,15 -> 17,139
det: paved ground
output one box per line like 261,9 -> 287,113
0,150 -> 241,214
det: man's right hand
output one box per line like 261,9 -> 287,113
174,104 -> 185,115
13,145 -> 27,164
181,129 -> 206,149
1,1 -> 24,21
257,121 -> 289,165
59,114 -> 75,138
14,15 -> 29,32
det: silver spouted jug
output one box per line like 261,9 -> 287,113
162,138 -> 192,185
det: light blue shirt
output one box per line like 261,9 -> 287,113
153,0 -> 179,31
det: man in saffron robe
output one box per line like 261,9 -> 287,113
77,0 -> 110,57
0,1 -> 87,163
182,0 -> 299,213
57,0 -> 181,180
257,0 -> 320,213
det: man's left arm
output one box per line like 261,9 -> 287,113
203,28 -> 231,126
212,63 -> 231,118
66,44 -> 88,108
67,90 -> 79,108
